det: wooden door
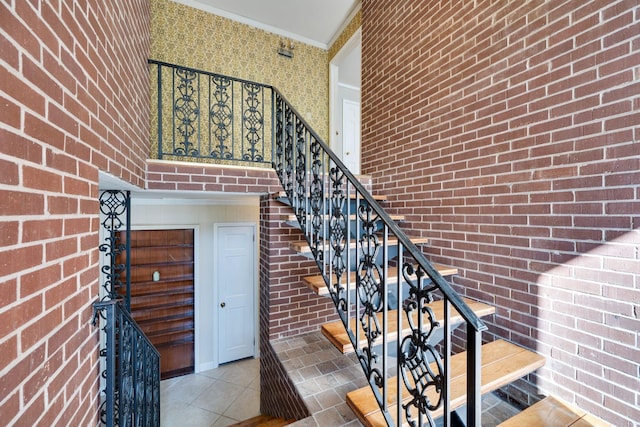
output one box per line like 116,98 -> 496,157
117,229 -> 195,380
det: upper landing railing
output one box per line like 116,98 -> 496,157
149,60 -> 273,166
149,60 -> 487,427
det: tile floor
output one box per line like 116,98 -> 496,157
161,357 -> 261,427
160,352 -> 521,427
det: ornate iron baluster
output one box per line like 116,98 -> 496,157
399,262 -> 444,427
145,339 -> 161,426
328,166 -> 348,315
209,75 -> 233,159
356,202 -> 385,390
243,83 -> 264,162
274,95 -> 284,179
284,104 -> 294,195
98,190 -> 130,306
295,116 -> 307,228
152,61 -> 278,166
95,190 -> 160,426
119,316 -> 134,426
309,136 -> 324,262
173,67 -> 200,156
92,301 -> 161,427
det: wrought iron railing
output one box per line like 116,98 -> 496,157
272,90 -> 487,426
92,300 -> 161,427
94,190 -> 160,426
149,61 -> 487,426
149,60 -> 272,166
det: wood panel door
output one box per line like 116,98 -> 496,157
118,229 -> 195,380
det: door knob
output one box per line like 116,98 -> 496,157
220,302 -> 226,308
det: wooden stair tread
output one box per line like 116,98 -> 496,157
282,213 -> 405,222
229,414 -> 295,427
303,264 -> 458,296
290,235 -> 429,254
497,396 -> 611,427
274,190 -> 387,201
321,297 -> 495,354
346,339 -> 546,427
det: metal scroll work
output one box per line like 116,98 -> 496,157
94,190 -> 160,426
399,262 -> 444,427
356,202 -> 385,389
270,91 -> 486,427
174,68 -> 200,156
242,83 -> 265,162
98,190 -> 130,305
92,300 -> 161,427
150,60 -> 272,166
209,75 -> 233,160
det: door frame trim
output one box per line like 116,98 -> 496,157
329,27 -> 361,161
213,222 -> 259,367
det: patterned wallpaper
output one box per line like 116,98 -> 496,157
151,0 -> 329,143
328,9 -> 362,61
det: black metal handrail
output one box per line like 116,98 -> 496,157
149,60 -> 487,426
93,300 -> 161,427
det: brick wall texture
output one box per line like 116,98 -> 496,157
259,195 -> 339,341
3,0 -> 640,425
362,1 -> 640,425
258,194 -> 334,420
146,161 -> 284,194
0,1 -> 150,425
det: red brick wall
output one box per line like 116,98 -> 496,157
146,160 -> 283,194
259,195 -> 313,420
259,195 -> 339,340
0,1 -> 150,425
362,1 -> 639,425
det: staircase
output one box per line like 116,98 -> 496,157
147,60 -> 597,426
273,177 -> 546,426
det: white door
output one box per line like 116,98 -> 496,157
342,99 -> 361,174
217,224 -> 255,364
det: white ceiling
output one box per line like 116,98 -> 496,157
173,0 -> 359,48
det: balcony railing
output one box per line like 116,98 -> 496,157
149,60 -> 273,167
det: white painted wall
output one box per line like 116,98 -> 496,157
130,198 -> 260,372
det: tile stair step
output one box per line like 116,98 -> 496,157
229,414 -> 295,427
303,264 -> 458,296
346,339 -> 546,427
321,297 -> 495,354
